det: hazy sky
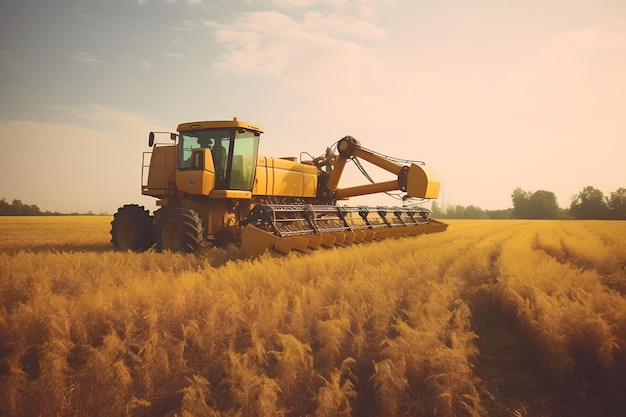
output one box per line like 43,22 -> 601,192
1,0 -> 625,214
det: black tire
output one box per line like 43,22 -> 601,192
111,204 -> 154,251
155,206 -> 204,253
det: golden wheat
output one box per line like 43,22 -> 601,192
0,217 -> 624,416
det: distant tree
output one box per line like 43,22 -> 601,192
511,188 -> 562,219
464,205 -> 488,219
430,200 -> 445,218
570,186 -> 609,219
511,187 -> 532,218
12,199 -> 41,215
0,199 -> 10,215
431,202 -> 512,219
0,198 -> 43,216
446,204 -> 464,218
23,202 -> 42,216
607,188 -> 626,219
11,199 -> 25,215
529,190 -> 561,219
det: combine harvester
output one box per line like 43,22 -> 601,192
111,118 -> 447,256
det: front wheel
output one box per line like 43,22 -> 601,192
110,204 -> 154,251
155,206 -> 204,253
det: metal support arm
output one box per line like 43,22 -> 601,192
325,136 -> 440,200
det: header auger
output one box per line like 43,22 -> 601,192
111,118 -> 447,256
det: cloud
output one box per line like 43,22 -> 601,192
266,0 -> 382,11
141,61 -> 152,70
173,19 -> 200,33
75,6 -> 89,17
73,52 -> 102,63
207,11 -> 297,76
206,6 -> 386,80
0,50 -> 18,63
267,0 -> 319,7
353,0 -> 393,21
164,52 -> 183,59
303,11 -> 386,38
43,104 -> 167,133
151,0 -> 204,4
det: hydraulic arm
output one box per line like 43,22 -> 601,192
320,136 -> 441,201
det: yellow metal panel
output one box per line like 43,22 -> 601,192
320,234 -> 336,247
302,165 -> 317,196
253,157 -> 317,198
241,224 -> 292,256
290,236 -> 312,253
273,162 -> 301,197
176,170 -> 215,196
208,190 -> 252,199
332,232 -> 347,246
205,201 -> 230,237
306,235 -> 322,250
252,157 -> 267,195
144,145 -> 177,197
406,163 -> 441,199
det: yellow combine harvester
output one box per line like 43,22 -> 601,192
111,118 -> 447,256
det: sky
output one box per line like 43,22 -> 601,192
1,0 -> 625,214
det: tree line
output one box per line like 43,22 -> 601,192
0,199 -> 48,216
431,186 -> 626,220
3,186 -> 625,219
0,199 -> 102,216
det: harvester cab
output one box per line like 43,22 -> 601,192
143,119 -> 262,200
112,118 -> 447,256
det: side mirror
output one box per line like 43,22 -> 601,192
148,132 -> 155,147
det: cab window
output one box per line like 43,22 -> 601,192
178,134 -> 200,169
229,130 -> 259,190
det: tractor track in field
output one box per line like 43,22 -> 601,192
471,289 -> 561,417
466,238 -> 621,416
470,288 -> 622,417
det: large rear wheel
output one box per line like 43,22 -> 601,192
110,204 -> 154,251
155,206 -> 204,253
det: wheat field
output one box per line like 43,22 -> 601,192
1,217 -> 625,416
